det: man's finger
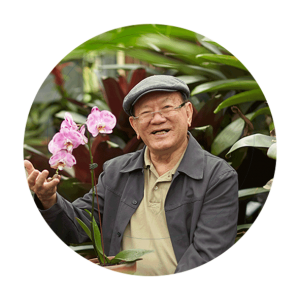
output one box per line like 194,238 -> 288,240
35,170 -> 49,188
46,174 -> 61,182
24,160 -> 35,176
27,170 -> 41,189
46,177 -> 61,189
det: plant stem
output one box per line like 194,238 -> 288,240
93,171 -> 106,264
87,130 -> 104,264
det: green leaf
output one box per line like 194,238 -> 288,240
211,112 -> 255,156
191,79 -> 259,96
196,54 -> 248,71
226,134 -> 275,158
91,217 -> 105,264
100,64 -> 160,75
176,75 -> 207,85
57,178 -> 91,202
106,140 -> 120,148
235,224 -> 253,243
263,179 -> 273,190
267,142 -> 277,160
238,187 -> 269,199
237,224 -> 252,232
214,89 -> 266,113
197,36 -> 231,53
137,33 -> 209,62
193,125 -> 213,132
55,111 -> 87,124
75,218 -> 92,240
249,107 -> 271,121
109,249 -> 154,264
83,210 -> 108,264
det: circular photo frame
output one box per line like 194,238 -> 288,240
24,24 -> 276,276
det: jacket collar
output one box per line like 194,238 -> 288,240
120,132 -> 204,180
177,132 -> 204,180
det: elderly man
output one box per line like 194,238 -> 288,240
25,75 -> 238,275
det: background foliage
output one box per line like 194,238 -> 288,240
24,24 -> 276,243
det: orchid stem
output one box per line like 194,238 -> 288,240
87,130 -> 104,264
47,169 -> 59,182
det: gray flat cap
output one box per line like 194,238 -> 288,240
123,75 -> 190,116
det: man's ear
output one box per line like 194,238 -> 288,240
186,102 -> 193,127
129,116 -> 140,140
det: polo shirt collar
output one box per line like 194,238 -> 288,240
120,132 -> 204,180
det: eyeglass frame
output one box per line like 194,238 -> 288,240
131,101 -> 188,122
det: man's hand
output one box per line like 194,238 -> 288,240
24,160 -> 61,210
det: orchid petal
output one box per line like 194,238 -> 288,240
51,128 -> 82,153
100,110 -> 116,130
79,125 -> 88,144
86,107 -> 116,137
49,150 -> 76,170
61,112 -> 78,130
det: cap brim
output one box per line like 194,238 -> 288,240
130,88 -> 177,115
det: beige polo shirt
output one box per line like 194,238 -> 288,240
121,147 -> 185,276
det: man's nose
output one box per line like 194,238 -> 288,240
150,110 -> 167,123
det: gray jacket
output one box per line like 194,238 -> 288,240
38,133 -> 238,273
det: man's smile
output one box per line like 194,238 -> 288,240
151,129 -> 171,135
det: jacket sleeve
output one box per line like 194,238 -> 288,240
35,172 -> 106,245
175,169 -> 239,273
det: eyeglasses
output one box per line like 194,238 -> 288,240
132,102 -> 187,124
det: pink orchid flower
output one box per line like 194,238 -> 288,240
49,150 -> 76,170
48,128 -> 82,154
78,125 -> 88,145
60,112 -> 78,131
86,107 -> 116,137
60,112 -> 87,145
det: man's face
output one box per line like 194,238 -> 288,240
129,91 -> 193,155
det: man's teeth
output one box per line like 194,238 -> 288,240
154,130 -> 168,135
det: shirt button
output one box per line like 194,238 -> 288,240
117,232 -> 121,237
154,186 -> 158,190
132,200 -> 138,205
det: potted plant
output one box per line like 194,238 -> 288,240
48,108 -> 153,274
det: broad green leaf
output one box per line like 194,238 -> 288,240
191,79 -> 259,96
62,24 -> 199,61
137,33 -> 209,62
196,54 -> 248,71
125,49 -> 226,78
211,112 -> 255,156
226,134 -> 275,157
214,89 -> 266,113
109,249 -> 154,264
